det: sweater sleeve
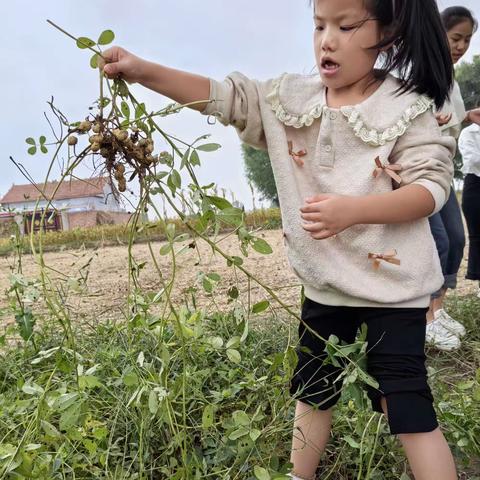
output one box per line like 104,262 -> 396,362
201,72 -> 267,150
389,109 -> 456,215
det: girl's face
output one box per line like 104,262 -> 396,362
447,19 -> 474,64
313,0 -> 383,91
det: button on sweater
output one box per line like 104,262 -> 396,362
202,72 -> 456,308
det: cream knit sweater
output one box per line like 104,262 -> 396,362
202,73 -> 456,308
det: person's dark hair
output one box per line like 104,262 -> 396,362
368,0 -> 454,109
309,0 -> 454,108
441,6 -> 478,33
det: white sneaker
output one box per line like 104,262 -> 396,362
434,309 -> 466,337
426,319 -> 461,351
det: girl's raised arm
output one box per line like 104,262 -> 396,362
100,46 -> 211,112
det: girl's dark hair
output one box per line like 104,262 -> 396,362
369,0 -> 454,109
441,6 -> 478,33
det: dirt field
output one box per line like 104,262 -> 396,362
0,229 -> 477,327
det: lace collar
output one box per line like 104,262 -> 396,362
266,73 -> 434,146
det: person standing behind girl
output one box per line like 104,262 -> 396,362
99,0 -> 458,478
426,6 -> 480,351
459,123 -> 480,296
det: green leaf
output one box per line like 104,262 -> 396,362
122,372 -> 139,387
206,272 -> 221,282
356,367 -> 379,389
207,336 -> 224,349
97,29 -> 115,45
90,53 -> 99,69
166,223 -> 176,240
228,286 -> 239,299
229,426 -> 249,440
233,410 -> 250,426
136,120 -> 149,135
254,465 -> 271,480
76,36 -> 96,49
25,137 -> 36,145
190,149 -> 201,166
27,146 -> 36,155
180,148 -> 191,169
227,348 -> 241,364
115,79 -> 129,97
79,375 -> 101,389
473,386 -> 480,402
197,143 -> 221,152
121,101 -> 130,119
148,390 -> 158,414
458,380 -> 474,391
250,429 -> 261,442
229,256 -> 244,266
344,435 -> 361,449
159,244 -> 172,256
217,207 -> 244,227
39,135 -> 46,144
59,404 -> 81,431
135,103 -> 147,119
170,169 -> 181,188
41,420 -> 61,438
202,277 -> 213,293
252,238 -> 273,255
226,336 -> 241,349
202,405 -> 215,428
252,300 -> 270,314
40,145 -> 48,154
15,311 -> 35,340
207,195 -> 233,210
22,383 -> 44,395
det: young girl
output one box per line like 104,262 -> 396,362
100,0 -> 458,478
426,6 -> 480,351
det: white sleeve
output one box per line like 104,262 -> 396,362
459,128 -> 480,172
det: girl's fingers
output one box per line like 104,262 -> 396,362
300,212 -> 322,221
311,229 -> 335,240
302,222 -> 325,232
300,203 -> 321,213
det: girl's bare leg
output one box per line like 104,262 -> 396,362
380,398 -> 456,480
290,400 -> 332,479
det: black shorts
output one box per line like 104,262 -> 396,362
289,297 -> 438,435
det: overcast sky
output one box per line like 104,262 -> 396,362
2,0 -> 480,212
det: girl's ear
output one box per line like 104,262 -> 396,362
379,25 -> 396,52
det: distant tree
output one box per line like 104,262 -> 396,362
455,55 -> 480,180
456,54 -> 480,111
242,144 -> 279,206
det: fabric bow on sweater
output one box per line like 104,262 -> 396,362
368,250 -> 401,270
288,141 -> 307,167
372,156 -> 403,184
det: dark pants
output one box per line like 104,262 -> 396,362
462,174 -> 480,281
289,298 -> 438,435
428,188 -> 466,298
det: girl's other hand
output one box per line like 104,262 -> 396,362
435,112 -> 452,126
99,46 -> 147,84
300,194 -> 358,240
467,108 -> 480,125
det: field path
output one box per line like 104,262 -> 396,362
0,229 -> 477,327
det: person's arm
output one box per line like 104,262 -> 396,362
458,127 -> 480,168
100,47 -> 210,111
100,46 -> 268,149
301,110 -> 455,240
465,108 -> 480,126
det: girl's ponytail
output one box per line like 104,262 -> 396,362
372,0 -> 454,109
